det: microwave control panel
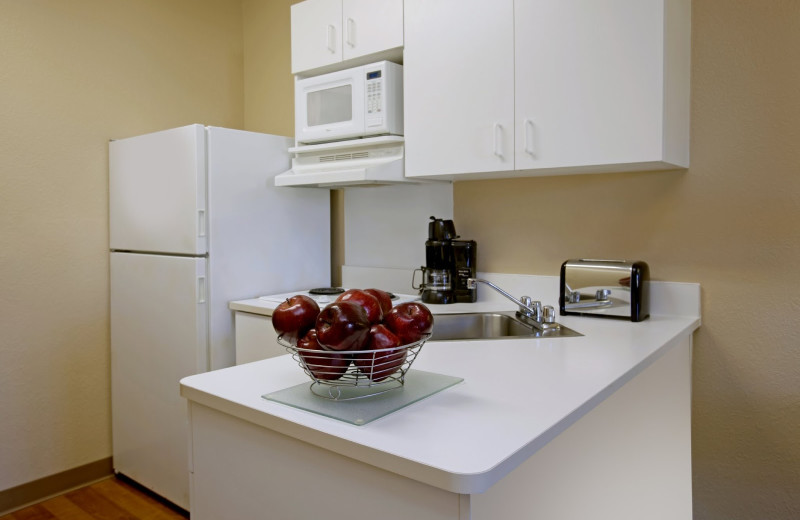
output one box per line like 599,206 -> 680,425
366,68 -> 384,126
363,61 -> 402,134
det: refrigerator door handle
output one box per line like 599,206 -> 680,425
198,209 -> 206,237
197,276 -> 207,304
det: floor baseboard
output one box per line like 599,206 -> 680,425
0,457 -> 113,516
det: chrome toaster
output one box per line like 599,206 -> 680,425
559,259 -> 650,322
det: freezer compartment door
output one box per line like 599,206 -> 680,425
110,124 -> 207,255
110,252 -> 208,509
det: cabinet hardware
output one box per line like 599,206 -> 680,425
524,118 -> 535,156
346,17 -> 355,47
326,24 -> 336,53
494,123 -> 504,159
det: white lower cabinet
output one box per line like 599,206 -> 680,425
404,0 -> 691,180
187,337 -> 693,520
233,311 -> 284,365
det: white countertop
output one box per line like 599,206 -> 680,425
184,277 -> 700,494
229,291 -> 420,316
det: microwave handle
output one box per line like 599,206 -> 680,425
327,24 -> 336,53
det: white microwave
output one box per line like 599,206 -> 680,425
295,61 -> 403,145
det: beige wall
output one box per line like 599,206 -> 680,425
454,1 -> 800,518
0,0 -> 244,491
1,0 -> 798,519
242,0 -> 295,136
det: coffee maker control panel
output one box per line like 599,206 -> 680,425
452,240 -> 477,303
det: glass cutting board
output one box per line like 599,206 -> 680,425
263,369 -> 463,426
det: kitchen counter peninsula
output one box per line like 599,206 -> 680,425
182,279 -> 700,520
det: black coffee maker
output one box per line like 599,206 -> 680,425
413,216 -> 477,304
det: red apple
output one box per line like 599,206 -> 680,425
297,329 -> 351,381
271,295 -> 320,345
315,301 -> 371,351
355,324 -> 407,382
335,289 -> 383,324
384,301 -> 434,345
364,288 -> 393,315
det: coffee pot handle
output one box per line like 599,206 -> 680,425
411,267 -> 426,290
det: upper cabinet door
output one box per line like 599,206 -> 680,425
515,0 -> 689,171
292,0 -> 404,76
404,0 -> 515,178
342,0 -> 403,61
291,0 -> 343,74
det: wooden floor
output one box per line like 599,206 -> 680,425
1,476 -> 188,520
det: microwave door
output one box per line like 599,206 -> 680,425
296,69 -> 365,144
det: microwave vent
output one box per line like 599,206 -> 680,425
319,151 -> 370,163
277,136 -> 423,187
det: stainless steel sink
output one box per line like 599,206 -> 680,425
429,311 -> 582,341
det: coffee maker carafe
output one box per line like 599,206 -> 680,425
413,217 -> 477,304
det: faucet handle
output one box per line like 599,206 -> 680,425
532,300 -> 543,321
519,297 -> 542,320
595,289 -> 611,301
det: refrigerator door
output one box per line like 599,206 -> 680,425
205,127 -> 331,369
111,252 -> 208,510
110,124 -> 207,255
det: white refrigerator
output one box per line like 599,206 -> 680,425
109,124 -> 330,510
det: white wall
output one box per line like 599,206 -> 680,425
343,183 -> 454,273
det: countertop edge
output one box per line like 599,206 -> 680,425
180,383 -> 477,493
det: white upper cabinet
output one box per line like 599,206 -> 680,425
292,0 -> 404,76
514,0 -> 690,173
404,0 -> 515,178
292,0 -> 342,74
404,0 -> 691,179
342,0 -> 403,61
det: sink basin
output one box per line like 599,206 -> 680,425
429,311 -> 582,341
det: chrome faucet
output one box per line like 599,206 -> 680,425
466,278 -> 560,331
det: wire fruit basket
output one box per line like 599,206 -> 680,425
278,334 -> 429,401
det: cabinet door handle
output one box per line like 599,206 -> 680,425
346,17 -> 355,47
524,119 -> 535,156
327,24 -> 336,53
494,123 -> 504,159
